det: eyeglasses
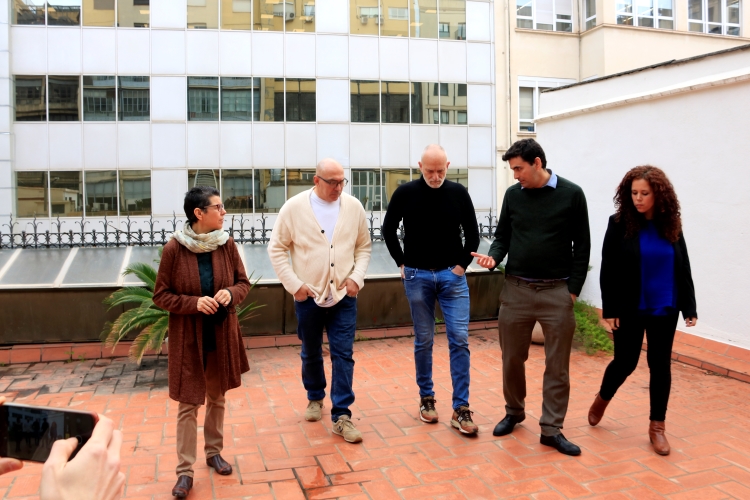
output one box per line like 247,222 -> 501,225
316,176 -> 349,188
202,203 -> 225,212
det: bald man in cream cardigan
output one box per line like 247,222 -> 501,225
268,158 -> 372,443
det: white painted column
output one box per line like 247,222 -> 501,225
0,0 -> 11,221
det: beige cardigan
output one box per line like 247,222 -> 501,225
267,189 -> 372,306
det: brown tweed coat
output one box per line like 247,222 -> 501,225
153,238 -> 251,405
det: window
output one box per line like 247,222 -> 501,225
222,0 -> 252,30
352,170 -> 382,211
13,0 -> 45,24
119,170 -> 151,216
188,0 -> 218,29
291,0 -> 315,32
83,76 -> 116,121
85,171 -> 118,216
188,169 -> 220,190
411,82 -> 438,124
352,3 -> 381,36
584,0 -> 596,29
381,81 -> 410,123
689,0 -> 740,35
118,0 -> 149,27
439,0 -> 466,39
50,172 -> 83,217
253,0 -> 284,31
255,169 -> 285,213
287,169 -> 316,199
48,76 -> 80,122
446,169 -> 469,189
352,0 -> 465,38
617,0 -> 674,28
382,0 -> 409,36
188,77 -> 220,121
351,80 -> 380,123
221,170 -> 253,213
382,169 -> 412,208
83,0 -> 115,27
433,83 -> 449,96
438,83 -> 467,125
389,7 -> 407,19
285,79 -> 316,122
14,76 -> 46,122
411,0 -> 438,37
118,77 -> 150,121
518,77 -> 576,132
221,77 -> 254,121
517,0 -> 573,31
48,0 -> 81,25
258,78 -> 283,121
16,171 -> 49,218
439,22 -> 450,37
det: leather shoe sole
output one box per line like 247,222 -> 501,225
540,434 -> 581,456
492,413 -> 526,436
172,475 -> 193,498
206,455 -> 233,475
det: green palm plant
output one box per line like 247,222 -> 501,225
102,258 -> 265,364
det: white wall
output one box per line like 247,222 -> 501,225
537,68 -> 750,349
0,0 -> 9,219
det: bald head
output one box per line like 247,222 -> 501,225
316,158 -> 343,178
419,144 -> 450,189
314,158 -> 346,202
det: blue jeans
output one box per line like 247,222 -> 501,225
403,266 -> 471,410
295,295 -> 357,422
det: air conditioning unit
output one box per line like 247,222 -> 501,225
360,15 -> 368,24
374,15 -> 384,24
285,11 -> 295,20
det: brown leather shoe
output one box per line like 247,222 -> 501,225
206,454 -> 233,475
588,393 -> 611,426
649,420 -> 670,455
171,475 -> 193,498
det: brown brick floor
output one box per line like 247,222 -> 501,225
2,330 -> 749,499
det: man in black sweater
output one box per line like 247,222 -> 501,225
382,144 -> 480,435
473,139 -> 591,455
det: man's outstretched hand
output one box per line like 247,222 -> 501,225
471,252 -> 496,270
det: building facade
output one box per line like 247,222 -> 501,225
0,0 -> 496,236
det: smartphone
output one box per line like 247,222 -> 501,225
0,403 -> 98,463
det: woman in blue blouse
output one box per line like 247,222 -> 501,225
588,166 -> 697,456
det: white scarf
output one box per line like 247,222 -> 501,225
172,222 -> 229,253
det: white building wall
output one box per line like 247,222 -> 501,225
0,0 -> 10,220
537,49 -> 750,349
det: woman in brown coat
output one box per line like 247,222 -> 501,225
153,186 -> 250,498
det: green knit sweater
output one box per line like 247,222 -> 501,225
488,174 -> 591,296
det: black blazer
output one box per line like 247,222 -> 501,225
600,215 -> 697,320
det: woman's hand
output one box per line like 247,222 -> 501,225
685,317 -> 698,327
214,289 -> 232,306
197,296 -> 219,314
605,318 -> 620,330
0,398 -> 23,476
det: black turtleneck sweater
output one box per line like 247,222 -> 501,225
382,177 -> 479,270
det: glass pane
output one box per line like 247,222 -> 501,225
1,250 -> 69,286
638,16 -> 654,26
64,248 -> 125,285
516,0 -> 532,17
124,246 -> 160,284
382,169 -> 410,209
48,76 -> 80,121
519,87 -> 533,120
221,169 -> 253,213
188,0 -> 218,29
188,76 -> 219,121
438,0 -> 465,40
726,25 -> 740,35
351,169 -> 381,211
50,171 -> 83,217
84,170 -> 118,216
727,0 -> 739,24
14,76 -> 46,122
688,0 -> 702,19
708,22 -> 721,33
585,17 -> 596,29
285,79 -> 316,122
221,77 -> 254,121
254,0 -> 284,31
707,0 -> 721,22
520,120 -> 535,132
13,0 -> 45,24
636,0 -> 653,17
382,0 -> 408,36
688,21 -> 704,31
118,0 -> 150,27
616,0 -> 633,13
410,82 -> 435,124
555,0 -> 573,17
221,0 -> 251,29
118,76 -> 150,121
287,169 -> 315,199
537,23 -> 553,29
410,0 -> 437,38
287,0 -> 315,32
439,83 -> 467,125
556,21 -> 572,30
257,78 -> 283,121
16,171 -> 48,217
119,170 -> 151,215
445,168 -> 468,189
254,169 -> 285,213
411,168 -> 421,179
188,169 -> 219,189
83,75 -> 116,121
517,18 -> 533,28
351,0 -> 380,35
48,0 -> 81,25
585,0 -> 596,20
351,80 -> 379,123
83,0 -> 114,27
381,81 -> 409,124
657,0 -> 672,17
658,18 -> 673,28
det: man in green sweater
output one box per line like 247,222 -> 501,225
472,139 -> 590,456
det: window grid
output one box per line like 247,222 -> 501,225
584,0 -> 597,29
616,0 -> 674,29
516,0 -> 573,32
352,0 -> 467,39
518,77 -> 576,132
688,0 -> 741,35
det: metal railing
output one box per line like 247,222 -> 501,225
1,211 -> 497,250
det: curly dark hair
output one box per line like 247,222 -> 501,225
614,166 -> 681,242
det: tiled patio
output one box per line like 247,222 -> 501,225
2,330 -> 750,499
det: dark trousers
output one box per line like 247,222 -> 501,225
599,312 -> 679,421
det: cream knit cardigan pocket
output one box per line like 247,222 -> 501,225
267,189 -> 372,306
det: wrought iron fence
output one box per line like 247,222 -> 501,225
1,210 -> 497,250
